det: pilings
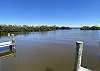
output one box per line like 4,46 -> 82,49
8,33 -> 15,52
11,34 -> 15,43
74,41 -> 92,71
8,33 -> 15,43
74,41 -> 83,71
8,33 -> 10,41
9,34 -> 15,52
0,34 -> 15,58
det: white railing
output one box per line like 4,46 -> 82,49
0,33 -> 15,51
0,41 -> 12,47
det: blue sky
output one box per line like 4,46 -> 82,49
0,0 -> 100,27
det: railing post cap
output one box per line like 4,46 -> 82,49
11,34 -> 14,36
8,33 -> 10,37
11,34 -> 14,37
76,41 -> 83,44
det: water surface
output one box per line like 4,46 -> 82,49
0,29 -> 100,71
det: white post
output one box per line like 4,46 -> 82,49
11,34 -> 16,51
8,33 -> 10,41
12,34 -> 16,50
74,41 -> 83,71
11,34 -> 15,43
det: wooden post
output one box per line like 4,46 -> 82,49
9,45 -> 13,52
9,34 -> 15,52
74,41 -> 83,71
8,33 -> 10,41
11,34 -> 15,43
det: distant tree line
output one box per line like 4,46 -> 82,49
80,26 -> 100,30
0,25 -> 71,32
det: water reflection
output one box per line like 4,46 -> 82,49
0,32 -> 31,38
0,30 -> 100,71
0,49 -> 16,58
45,67 -> 55,71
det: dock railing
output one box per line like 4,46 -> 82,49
0,33 -> 15,52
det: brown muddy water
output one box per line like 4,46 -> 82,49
0,29 -> 100,71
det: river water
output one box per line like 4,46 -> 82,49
0,29 -> 100,71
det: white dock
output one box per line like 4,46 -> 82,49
0,33 -> 16,52
0,41 -> 13,47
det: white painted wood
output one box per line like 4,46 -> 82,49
0,33 -> 16,52
8,33 -> 11,41
74,41 -> 92,71
78,66 -> 92,71
11,34 -> 15,42
8,33 -> 10,37
0,34 -> 15,47
0,41 -> 12,46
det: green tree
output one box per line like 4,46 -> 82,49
80,26 -> 90,30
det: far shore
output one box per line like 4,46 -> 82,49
0,25 -> 100,35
